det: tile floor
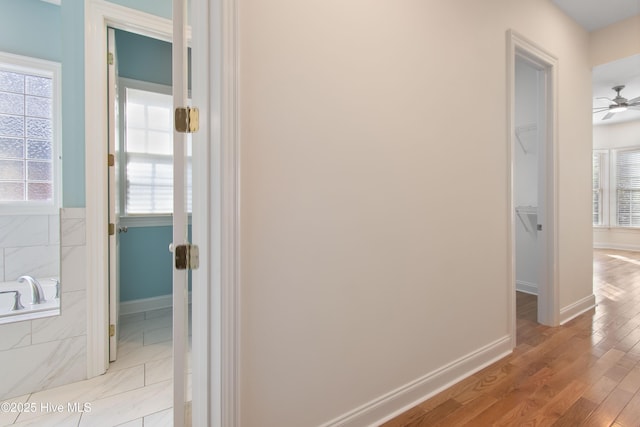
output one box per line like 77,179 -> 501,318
0,307 -> 189,427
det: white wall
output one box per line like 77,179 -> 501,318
238,1 -> 592,425
593,120 -> 640,250
514,59 -> 540,294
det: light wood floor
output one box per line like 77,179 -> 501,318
382,249 -> 640,427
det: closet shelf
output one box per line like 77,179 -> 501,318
515,205 -> 538,233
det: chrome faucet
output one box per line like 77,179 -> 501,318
18,276 -> 46,304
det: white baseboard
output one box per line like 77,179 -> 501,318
120,293 -> 193,315
516,280 -> 538,295
594,243 -> 640,252
560,294 -> 596,325
319,336 -> 512,427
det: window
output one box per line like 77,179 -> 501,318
120,79 -> 191,220
592,147 -> 640,228
0,52 -> 60,213
615,148 -> 640,227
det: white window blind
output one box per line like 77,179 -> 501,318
616,148 -> 640,227
0,53 -> 59,210
124,87 -> 191,215
592,152 -> 604,225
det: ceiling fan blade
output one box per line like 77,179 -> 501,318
602,112 -> 616,120
628,96 -> 640,104
593,107 -> 610,113
629,105 -> 640,110
595,97 -> 615,104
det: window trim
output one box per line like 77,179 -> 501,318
0,51 -> 62,216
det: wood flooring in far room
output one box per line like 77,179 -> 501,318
383,249 -> 640,427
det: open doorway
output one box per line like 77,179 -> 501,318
508,31 -> 560,344
107,27 -> 191,358
592,54 -> 640,249
86,2 -> 238,423
514,56 -> 544,329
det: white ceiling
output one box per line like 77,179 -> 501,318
552,0 -> 640,31
552,1 -> 640,125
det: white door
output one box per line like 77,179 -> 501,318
107,27 -> 120,362
172,0 -> 192,424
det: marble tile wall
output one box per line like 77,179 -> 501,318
0,208 -> 87,400
0,214 -> 60,281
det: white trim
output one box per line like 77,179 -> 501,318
516,280 -> 538,295
594,242 -> 640,252
191,0 -> 241,425
560,294 -> 596,325
190,0 -> 211,423
220,0 -> 241,424
119,294 -> 170,315
507,30 -> 560,347
119,293 -> 193,316
321,336 -> 512,427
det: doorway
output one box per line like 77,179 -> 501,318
85,1 -> 239,425
107,27 -> 190,362
507,30 -> 559,343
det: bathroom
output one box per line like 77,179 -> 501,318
0,0 -> 178,402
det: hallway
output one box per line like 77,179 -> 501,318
383,249 -> 640,426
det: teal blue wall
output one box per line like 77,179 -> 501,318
115,30 -> 172,86
105,0 -> 190,24
61,0 -> 85,207
115,29 -> 191,90
0,0 -> 61,61
119,226 -> 173,301
119,225 -> 192,301
0,0 -> 86,208
107,0 -> 172,20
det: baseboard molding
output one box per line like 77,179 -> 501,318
594,243 -> 640,252
319,336 -> 512,427
560,294 -> 596,325
120,293 -> 193,315
516,280 -> 538,295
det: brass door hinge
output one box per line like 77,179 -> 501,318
109,324 -> 115,337
108,154 -> 115,167
108,52 -> 114,65
175,107 -> 199,133
108,223 -> 115,236
175,243 -> 200,270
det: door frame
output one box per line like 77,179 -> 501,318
507,30 -> 559,341
84,1 -> 239,425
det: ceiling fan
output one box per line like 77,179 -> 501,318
593,85 -> 640,120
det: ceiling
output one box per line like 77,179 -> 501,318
551,0 -> 640,125
552,0 -> 640,31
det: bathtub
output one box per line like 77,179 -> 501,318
0,278 -> 60,325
